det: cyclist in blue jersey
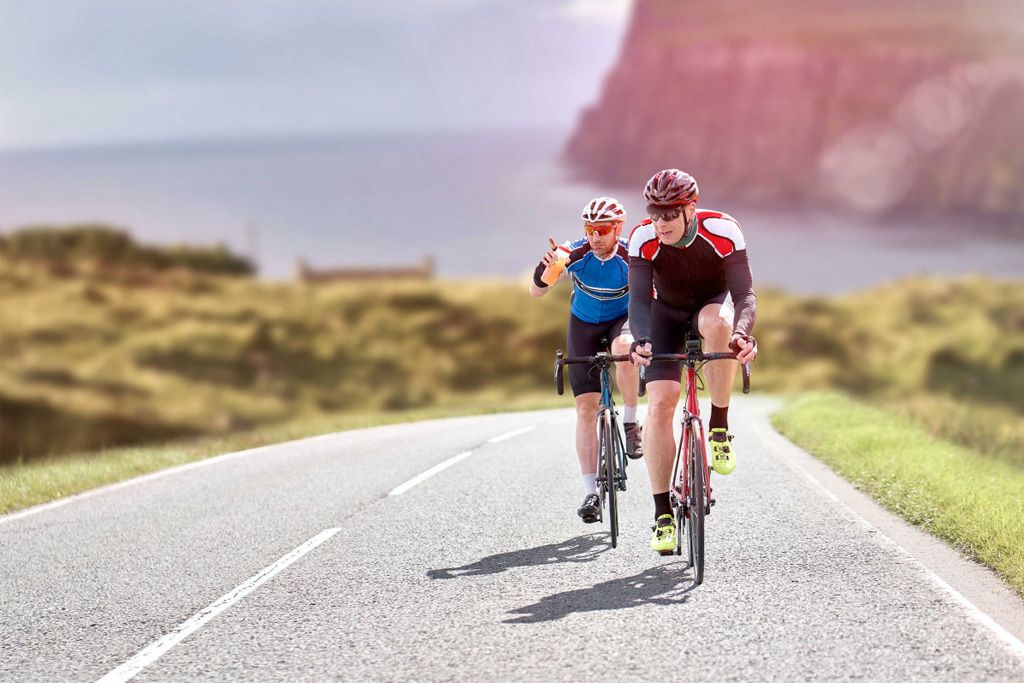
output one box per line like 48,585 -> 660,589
529,197 -> 643,524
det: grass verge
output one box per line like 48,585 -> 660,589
0,393 -> 566,516
772,392 -> 1024,597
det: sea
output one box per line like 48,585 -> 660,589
1,128 -> 1021,293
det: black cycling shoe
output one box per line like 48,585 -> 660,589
624,422 -> 644,460
577,494 -> 601,523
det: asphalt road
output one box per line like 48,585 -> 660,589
2,397 -> 1023,682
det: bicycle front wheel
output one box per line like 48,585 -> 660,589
613,418 -> 627,491
602,411 -> 619,548
687,430 -> 706,584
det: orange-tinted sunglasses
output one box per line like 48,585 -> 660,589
584,223 -> 617,237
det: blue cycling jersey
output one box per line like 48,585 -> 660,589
561,237 -> 630,324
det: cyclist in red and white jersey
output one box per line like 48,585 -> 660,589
627,169 -> 758,553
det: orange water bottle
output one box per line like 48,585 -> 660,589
541,242 -> 571,286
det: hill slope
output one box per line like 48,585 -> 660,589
567,0 -> 1024,216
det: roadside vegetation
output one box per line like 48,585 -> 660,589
773,393 -> 1024,597
0,224 -> 254,276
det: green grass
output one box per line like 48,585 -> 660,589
0,392 -> 565,515
773,392 -> 1024,597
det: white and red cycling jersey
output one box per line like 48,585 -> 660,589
627,209 -> 756,340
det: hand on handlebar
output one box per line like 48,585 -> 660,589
630,338 -> 653,367
730,334 -> 758,364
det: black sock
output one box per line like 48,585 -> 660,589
710,403 -> 729,431
653,492 -> 671,520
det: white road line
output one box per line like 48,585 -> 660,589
487,426 -> 535,443
755,421 -> 1024,660
388,451 -> 474,496
387,425 -> 535,496
95,527 -> 340,683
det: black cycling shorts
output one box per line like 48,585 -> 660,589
645,291 -> 732,383
567,313 -> 630,396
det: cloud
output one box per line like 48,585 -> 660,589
0,0 -> 630,148
558,0 -> 633,25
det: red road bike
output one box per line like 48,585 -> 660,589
638,336 -> 751,584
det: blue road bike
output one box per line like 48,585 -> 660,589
554,349 -> 631,548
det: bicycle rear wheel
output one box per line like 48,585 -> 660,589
687,430 -> 706,584
602,411 -> 619,548
674,497 -> 684,557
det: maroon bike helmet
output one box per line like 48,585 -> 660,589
643,169 -> 699,207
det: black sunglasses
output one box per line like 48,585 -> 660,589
649,206 -> 684,223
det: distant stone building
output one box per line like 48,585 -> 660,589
295,255 -> 435,283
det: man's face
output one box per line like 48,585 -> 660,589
585,220 -> 622,257
651,202 -> 696,244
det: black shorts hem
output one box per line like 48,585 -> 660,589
567,313 -> 629,396
645,293 -> 730,383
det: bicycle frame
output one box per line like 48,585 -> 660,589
672,362 -> 711,515
595,357 -> 627,492
554,350 -> 629,471
638,344 -> 749,516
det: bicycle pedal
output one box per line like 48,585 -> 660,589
709,498 -> 716,507
658,550 -> 673,557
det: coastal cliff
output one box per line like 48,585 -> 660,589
567,1 -> 1024,216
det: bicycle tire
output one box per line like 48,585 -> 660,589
597,424 -> 607,525
602,411 -> 619,548
674,496 -> 684,556
613,419 -> 628,491
688,430 -> 706,584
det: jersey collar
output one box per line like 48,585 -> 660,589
671,214 -> 699,248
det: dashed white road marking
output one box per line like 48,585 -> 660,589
388,425 -> 535,496
95,527 -> 341,683
487,426 -> 535,443
388,451 -> 474,496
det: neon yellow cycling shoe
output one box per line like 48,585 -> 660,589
709,428 -> 736,475
650,514 -> 676,553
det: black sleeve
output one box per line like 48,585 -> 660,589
532,260 -> 548,289
628,256 -> 654,341
724,249 -> 756,337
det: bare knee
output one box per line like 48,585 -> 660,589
611,335 -> 631,355
575,394 -> 599,421
646,392 -> 677,423
699,313 -> 731,350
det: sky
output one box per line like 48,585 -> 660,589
0,0 -> 633,150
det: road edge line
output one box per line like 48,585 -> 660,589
754,418 -> 1024,661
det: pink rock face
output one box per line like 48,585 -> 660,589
567,1 -> 1024,216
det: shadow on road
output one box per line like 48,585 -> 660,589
503,563 -> 695,623
427,533 -> 609,580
